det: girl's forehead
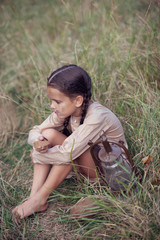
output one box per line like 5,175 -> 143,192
47,86 -> 68,99
47,86 -> 63,95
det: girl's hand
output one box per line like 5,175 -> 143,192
33,137 -> 51,153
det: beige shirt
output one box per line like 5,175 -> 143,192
28,102 -> 127,165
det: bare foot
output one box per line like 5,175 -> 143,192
12,195 -> 48,219
29,190 -> 39,198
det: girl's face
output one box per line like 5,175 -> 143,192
47,87 -> 83,118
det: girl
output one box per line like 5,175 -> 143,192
12,64 -> 128,219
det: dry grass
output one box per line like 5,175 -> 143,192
0,99 -> 19,149
0,0 -> 160,239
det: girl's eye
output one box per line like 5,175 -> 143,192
53,100 -> 61,104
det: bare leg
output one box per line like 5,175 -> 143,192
77,149 -> 97,178
12,163 -> 72,218
30,163 -> 51,198
12,129 -> 69,218
12,129 -> 97,218
29,129 -> 67,197
12,150 -> 97,219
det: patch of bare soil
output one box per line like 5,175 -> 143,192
36,201 -> 79,240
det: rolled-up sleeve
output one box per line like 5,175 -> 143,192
32,108 -> 122,165
28,112 -> 64,146
31,102 -> 127,165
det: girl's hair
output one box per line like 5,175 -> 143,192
47,64 -> 92,128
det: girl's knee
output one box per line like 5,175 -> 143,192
41,128 -> 67,146
41,128 -> 57,139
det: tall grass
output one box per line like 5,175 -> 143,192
0,0 -> 159,239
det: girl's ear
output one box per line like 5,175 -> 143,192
75,95 -> 84,107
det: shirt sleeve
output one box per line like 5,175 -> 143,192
28,112 -> 64,146
32,107 -> 121,165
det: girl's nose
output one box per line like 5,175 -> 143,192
51,102 -> 55,110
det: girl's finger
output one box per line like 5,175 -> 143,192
38,136 -> 45,141
39,149 -> 48,153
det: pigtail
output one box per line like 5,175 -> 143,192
80,91 -> 92,125
62,116 -> 71,136
64,116 -> 70,128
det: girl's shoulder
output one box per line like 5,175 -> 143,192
87,101 -> 113,117
85,101 -> 121,125
83,101 -> 114,124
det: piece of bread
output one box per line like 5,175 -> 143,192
33,140 -> 50,151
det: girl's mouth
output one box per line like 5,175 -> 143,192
55,111 -> 62,117
54,110 -> 65,119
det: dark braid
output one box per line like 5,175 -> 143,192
64,116 -> 70,128
80,91 -> 91,125
62,116 -> 71,136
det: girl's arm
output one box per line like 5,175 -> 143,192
28,112 -> 64,146
31,105 -> 127,165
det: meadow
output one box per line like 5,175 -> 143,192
0,0 -> 160,239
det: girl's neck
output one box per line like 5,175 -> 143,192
72,107 -> 82,117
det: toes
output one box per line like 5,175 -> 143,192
11,206 -> 18,214
12,209 -> 22,223
11,199 -> 49,219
